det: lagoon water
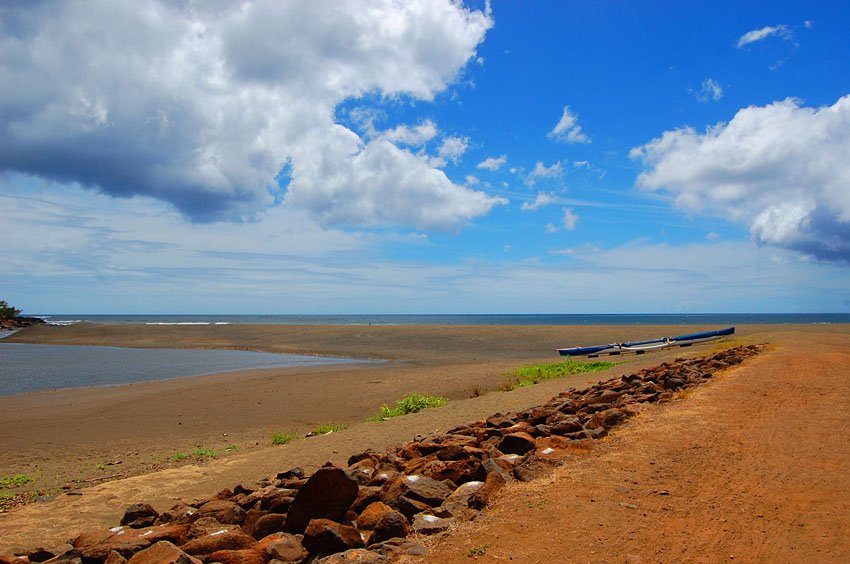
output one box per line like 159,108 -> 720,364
0,343 -> 372,396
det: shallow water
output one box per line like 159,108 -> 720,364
0,343 -> 373,396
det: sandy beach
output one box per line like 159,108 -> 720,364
1,323 -> 849,557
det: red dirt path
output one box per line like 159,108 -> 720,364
418,331 -> 850,563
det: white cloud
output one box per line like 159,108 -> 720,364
437,135 -> 470,164
632,94 -> 850,262
562,208 -> 579,231
0,0 -> 497,230
521,192 -> 558,211
378,120 -> 438,146
737,25 -> 791,48
706,232 -> 721,241
526,161 -> 563,186
465,175 -> 480,186
545,223 -> 558,234
693,78 -> 723,103
478,155 -> 507,171
548,106 -> 590,144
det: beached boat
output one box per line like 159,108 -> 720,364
557,326 -> 735,357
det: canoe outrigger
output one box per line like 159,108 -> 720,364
557,326 -> 735,357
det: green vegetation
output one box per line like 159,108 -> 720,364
503,359 -> 616,391
467,545 -> 489,557
369,393 -> 449,421
0,300 -> 21,320
172,452 -> 188,462
271,432 -> 297,445
192,447 -> 217,459
0,473 -> 33,489
312,422 -> 347,435
225,444 -> 239,452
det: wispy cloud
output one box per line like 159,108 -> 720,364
477,155 -> 508,171
525,161 -> 563,186
737,25 -> 791,48
692,78 -> 723,103
548,106 -> 590,144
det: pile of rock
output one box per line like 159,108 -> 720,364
1,345 -> 762,564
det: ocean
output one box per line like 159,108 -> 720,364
28,313 -> 850,326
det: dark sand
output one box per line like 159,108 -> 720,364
1,323 -> 847,552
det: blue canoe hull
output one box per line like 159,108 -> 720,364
558,326 -> 735,357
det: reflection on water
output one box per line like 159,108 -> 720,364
0,343 -> 374,396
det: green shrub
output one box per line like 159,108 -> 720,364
0,473 -> 32,489
503,359 -> 615,391
271,432 -> 297,445
192,448 -> 216,459
370,393 -> 448,421
312,423 -> 347,435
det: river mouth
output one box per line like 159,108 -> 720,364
0,342 -> 376,396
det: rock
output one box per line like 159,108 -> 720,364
498,432 -> 536,455
188,518 -> 237,539
391,496 -> 431,520
0,557 -> 28,564
440,481 -> 483,517
275,468 -> 304,481
126,541 -> 200,564
251,514 -> 287,540
156,504 -> 199,525
421,459 -> 484,485
354,503 -> 410,546
382,475 -> 453,507
550,415 -> 584,435
196,500 -> 246,525
350,486 -> 383,514
512,454 -> 562,482
27,546 -> 73,563
485,413 -> 515,428
204,549 -> 266,564
411,514 -> 453,535
180,531 -> 256,556
256,534 -> 306,562
316,549 -> 389,563
301,519 -> 364,557
368,538 -> 428,559
241,507 -> 266,538
104,551 -> 127,564
585,408 -> 632,430
468,472 -> 505,510
121,504 -> 159,529
284,468 -> 359,534
72,528 -> 153,561
347,459 -> 377,485
480,459 -> 511,482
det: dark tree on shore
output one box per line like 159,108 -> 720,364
0,300 -> 21,320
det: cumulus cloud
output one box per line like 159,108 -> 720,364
693,79 -> 723,103
562,208 -> 579,231
437,136 -> 470,164
631,95 -> 850,262
478,155 -> 507,171
548,106 -> 590,144
0,0 -> 499,229
521,192 -> 558,211
737,25 -> 791,48
526,161 -> 563,186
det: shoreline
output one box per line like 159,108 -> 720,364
2,323 -> 849,552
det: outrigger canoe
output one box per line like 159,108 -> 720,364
557,326 -> 735,357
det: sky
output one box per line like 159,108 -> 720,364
1,0 -> 849,314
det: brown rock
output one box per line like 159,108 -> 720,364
204,549 -> 266,564
411,514 -> 453,535
252,514 -> 287,540
121,504 -> 159,529
468,471 -> 505,510
188,518 -> 237,539
256,534 -> 306,562
498,432 -> 536,455
512,454 -> 562,482
104,551 -> 126,564
284,468 -> 359,534
27,546 -> 73,563
126,541 -> 199,564
382,475 -> 452,507
302,520 -> 364,557
241,507 -> 266,538
585,407 -> 633,430
550,415 -> 584,435
439,481 -> 484,517
180,531 -> 255,556
367,538 -> 427,559
354,503 -> 410,546
391,496 -> 430,520
156,504 -> 199,526
196,500 -> 246,525
420,459 -> 484,485
72,528 -> 152,561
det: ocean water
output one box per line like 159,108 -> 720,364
28,313 -> 850,326
0,343 -> 376,396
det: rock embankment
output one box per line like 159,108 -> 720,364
0,316 -> 45,331
0,345 -> 762,564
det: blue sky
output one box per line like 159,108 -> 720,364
1,0 -> 849,314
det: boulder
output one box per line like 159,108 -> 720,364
382,475 -> 452,507
284,468 -> 359,534
104,551 -> 127,564
316,549 -> 389,563
301,520 -> 364,557
180,531 -> 255,556
411,514 -> 452,535
512,455 -> 562,482
188,518 -> 237,540
196,500 -> 246,525
252,514 -> 287,540
126,541 -> 200,564
27,546 -> 74,563
498,432 -> 536,455
204,549 -> 266,564
121,504 -> 159,529
468,472 -> 505,510
72,529 -> 152,561
354,503 -> 410,546
439,481 -> 483,517
255,533 -> 306,563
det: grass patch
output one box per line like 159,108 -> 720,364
369,393 -> 448,421
312,423 -> 347,435
192,448 -> 217,459
467,545 -> 488,558
0,474 -> 33,489
271,432 -> 297,445
172,452 -> 188,462
503,359 -> 616,391
224,444 -> 239,452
